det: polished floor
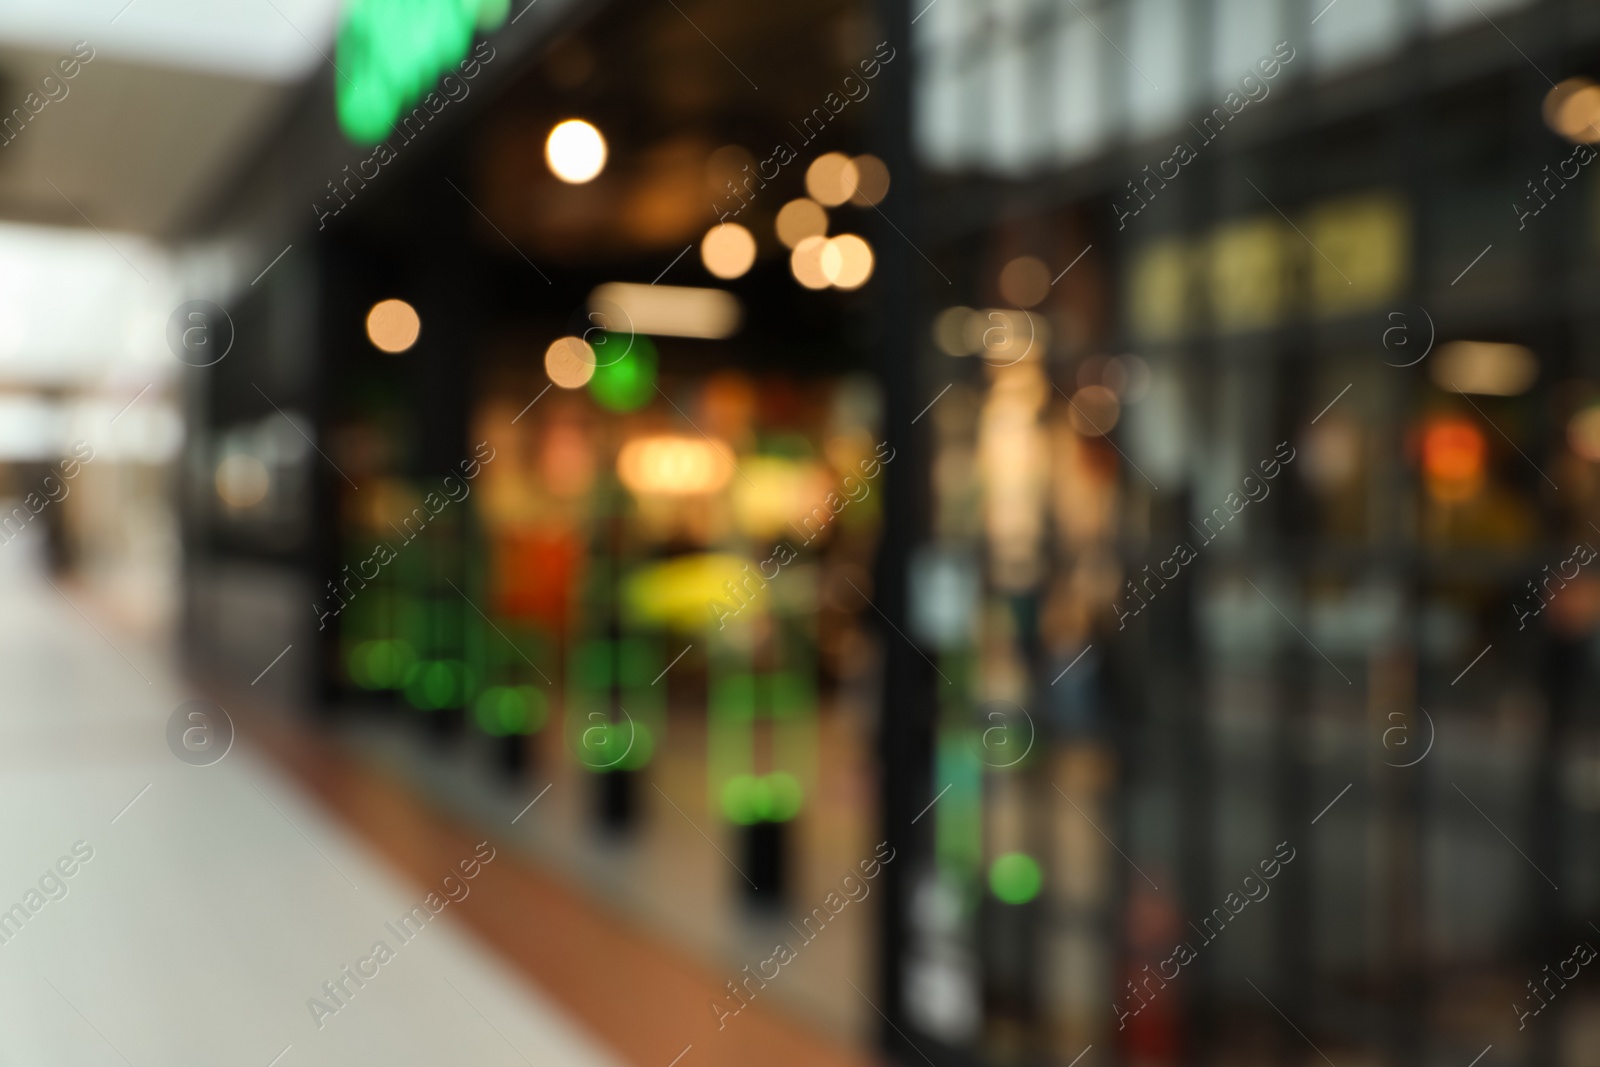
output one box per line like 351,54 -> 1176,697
0,554 -> 609,1066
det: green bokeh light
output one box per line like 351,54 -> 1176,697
579,718 -> 654,772
989,852 -> 1043,904
722,774 -> 760,824
402,658 -> 474,711
620,721 -> 653,769
764,772 -> 803,820
474,684 -> 549,736
720,772 -> 804,824
588,333 -> 658,412
350,638 -> 416,689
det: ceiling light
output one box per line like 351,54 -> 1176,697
805,153 -> 854,207
588,283 -> 741,339
820,234 -> 873,290
775,199 -> 827,249
546,119 -> 607,183
545,336 -> 596,388
847,154 -> 890,206
366,298 -> 419,353
701,223 -> 756,280
789,236 -> 831,290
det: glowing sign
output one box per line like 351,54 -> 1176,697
335,0 -> 508,144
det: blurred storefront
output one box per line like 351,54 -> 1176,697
184,0 -> 903,1043
172,0 -> 1600,1066
901,1 -> 1600,1066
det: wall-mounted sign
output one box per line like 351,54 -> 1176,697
335,0 -> 508,144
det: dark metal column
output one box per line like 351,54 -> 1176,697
870,0 -> 940,1057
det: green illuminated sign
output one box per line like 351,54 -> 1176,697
335,0 -> 508,144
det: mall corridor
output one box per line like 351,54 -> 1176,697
6,0 -> 1600,1065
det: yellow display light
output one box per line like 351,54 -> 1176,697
618,435 -> 735,496
623,553 -> 755,631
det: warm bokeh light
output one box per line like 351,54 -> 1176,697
545,336 -> 596,388
1067,385 -> 1120,436
365,298 -> 420,353
820,234 -> 874,289
999,255 -> 1051,308
1559,87 -> 1600,142
1544,78 -> 1600,143
805,152 -> 854,207
700,223 -> 756,279
847,154 -> 891,206
775,198 -> 827,249
790,235 -> 831,290
732,455 -> 833,539
617,435 -> 733,495
545,119 -> 608,183
1568,405 -> 1600,461
215,453 -> 269,508
1431,341 -> 1537,396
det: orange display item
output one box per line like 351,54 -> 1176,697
1420,416 -> 1487,501
493,527 -> 585,630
